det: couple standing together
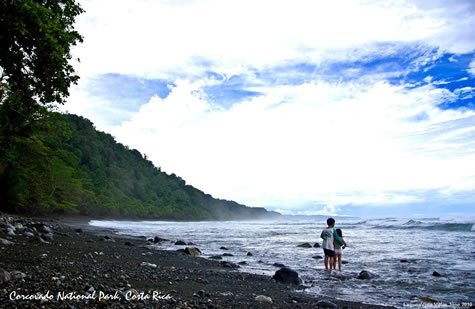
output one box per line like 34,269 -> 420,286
320,217 -> 347,271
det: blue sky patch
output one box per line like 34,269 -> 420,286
86,73 -> 173,124
201,74 -> 262,108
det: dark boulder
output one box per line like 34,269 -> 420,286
273,263 -> 286,268
184,247 -> 201,256
358,270 -> 375,280
247,252 -> 253,256
220,246 -> 229,250
40,233 -> 54,242
297,243 -> 312,248
313,243 -> 321,248
222,253 -> 233,257
220,261 -> 239,268
273,267 -> 301,285
185,247 -> 201,256
209,255 -> 222,260
0,269 -> 11,284
33,224 -> 52,234
400,259 -> 409,263
432,271 -> 441,277
154,236 -> 169,243
175,240 -> 186,245
0,238 -> 13,246
312,255 -> 323,259
75,228 -> 83,233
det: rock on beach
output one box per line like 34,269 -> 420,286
358,270 -> 376,280
273,267 -> 301,285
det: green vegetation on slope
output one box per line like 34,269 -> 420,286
0,112 -> 279,220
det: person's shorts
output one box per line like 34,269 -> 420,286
323,248 -> 335,257
334,248 -> 342,255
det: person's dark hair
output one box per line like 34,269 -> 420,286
336,228 -> 343,237
327,218 -> 335,226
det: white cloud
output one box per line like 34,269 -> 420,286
71,0 -> 475,79
64,0 -> 475,214
469,58 -> 475,77
103,79 -> 475,209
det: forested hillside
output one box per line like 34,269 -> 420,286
0,113 -> 279,220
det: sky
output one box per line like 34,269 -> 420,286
65,0 -> 475,218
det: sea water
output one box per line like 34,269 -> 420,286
89,217 -> 475,307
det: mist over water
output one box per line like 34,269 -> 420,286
90,217 -> 475,307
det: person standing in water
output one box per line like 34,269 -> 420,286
320,218 -> 345,271
332,228 -> 347,271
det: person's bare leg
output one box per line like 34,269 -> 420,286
324,255 -> 329,270
337,254 -> 342,271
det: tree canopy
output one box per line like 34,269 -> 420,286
0,0 -> 84,139
0,112 -> 279,220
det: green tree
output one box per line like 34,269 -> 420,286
0,0 -> 84,141
0,0 -> 83,211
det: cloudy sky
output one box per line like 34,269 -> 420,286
66,0 -> 475,217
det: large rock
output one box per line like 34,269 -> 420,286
33,224 -> 52,234
24,231 -> 35,237
41,233 -> 54,242
0,238 -> 13,246
175,240 -> 187,246
313,243 -> 321,248
0,269 -> 11,284
273,267 -> 301,285
184,247 -> 201,256
154,236 -> 168,243
297,243 -> 312,248
10,271 -> 26,279
358,270 -> 375,280
220,261 -> 239,268
14,223 -> 24,232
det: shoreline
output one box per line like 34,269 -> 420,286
0,213 -> 395,308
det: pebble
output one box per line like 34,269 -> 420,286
255,295 -> 273,303
140,262 -> 157,268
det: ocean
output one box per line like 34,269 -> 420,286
89,217 -> 475,308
